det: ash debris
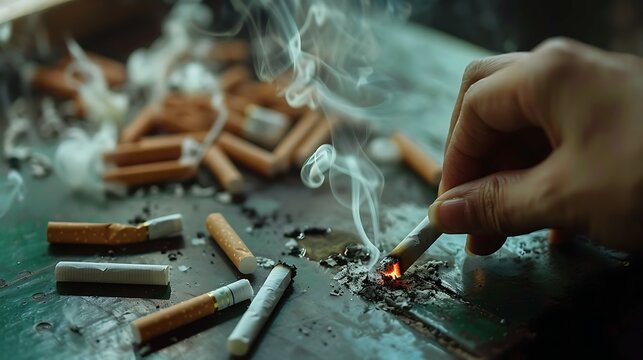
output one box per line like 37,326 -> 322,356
319,244 -> 370,267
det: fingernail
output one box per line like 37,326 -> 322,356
429,198 -> 467,232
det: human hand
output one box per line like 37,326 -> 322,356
428,38 -> 643,255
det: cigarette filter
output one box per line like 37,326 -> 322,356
205,213 -> 256,274
139,132 -> 208,148
292,117 -> 334,167
381,216 -> 442,276
218,132 -> 281,177
47,214 -> 183,245
55,261 -> 169,285
31,67 -> 78,98
102,161 -> 196,187
390,132 -> 442,187
241,105 -> 290,148
103,141 -> 183,167
131,279 -> 254,344
120,104 -> 163,143
218,65 -> 250,91
273,111 -> 321,171
203,145 -> 244,194
228,264 -> 293,356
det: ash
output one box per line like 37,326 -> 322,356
330,251 -> 445,311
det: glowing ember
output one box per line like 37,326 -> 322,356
381,260 -> 401,280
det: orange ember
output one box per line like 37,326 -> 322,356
381,261 -> 402,280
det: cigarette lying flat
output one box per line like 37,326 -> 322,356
47,214 -> 183,245
218,65 -> 250,91
206,213 -> 256,274
379,216 -> 441,277
209,40 -> 250,63
102,161 -> 197,187
55,261 -> 170,285
120,104 -> 163,143
203,146 -> 244,194
391,132 -> 442,187
273,111 -> 321,171
218,132 -> 281,177
231,82 -> 277,105
103,140 -> 183,167
228,264 -> 294,356
225,106 -> 289,148
131,279 -> 253,344
292,117 -> 334,167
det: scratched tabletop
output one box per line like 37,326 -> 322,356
0,20 -> 636,360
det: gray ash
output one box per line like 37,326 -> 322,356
319,244 -> 369,268
283,227 -> 332,240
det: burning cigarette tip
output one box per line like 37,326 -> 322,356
378,257 -> 402,280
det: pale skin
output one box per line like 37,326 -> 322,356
428,38 -> 643,255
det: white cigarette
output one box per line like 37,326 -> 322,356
55,261 -> 170,286
383,216 -> 442,275
242,105 -> 290,148
227,264 -> 294,356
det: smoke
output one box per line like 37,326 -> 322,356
219,0 -> 413,267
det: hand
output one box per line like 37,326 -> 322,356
428,38 -> 643,255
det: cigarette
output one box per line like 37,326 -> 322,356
31,67 -> 78,98
227,264 -> 294,356
139,132 -> 207,148
205,213 -> 256,274
231,82 -> 277,105
224,105 -> 289,148
218,65 -> 250,91
57,52 -> 127,87
47,214 -> 183,245
218,132 -> 281,177
203,145 -> 244,194
131,279 -> 254,344
209,40 -> 250,62
55,261 -> 170,285
379,216 -> 441,277
120,104 -> 163,143
292,117 -> 335,167
273,111 -> 321,172
390,132 -> 442,187
161,94 -> 216,133
225,94 -> 255,114
103,141 -> 183,167
102,161 -> 197,187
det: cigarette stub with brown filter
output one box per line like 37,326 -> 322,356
120,104 -> 163,143
218,132 -> 281,177
203,146 -> 244,194
47,214 -> 183,245
218,65 -> 250,91
228,264 -> 294,356
102,161 -> 196,187
273,111 -> 321,172
205,213 -> 256,274
391,132 -> 442,187
292,117 -> 335,167
31,67 -> 78,98
55,261 -> 170,285
131,279 -> 254,344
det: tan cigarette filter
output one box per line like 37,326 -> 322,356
218,132 -> 280,177
273,111 -> 321,172
209,40 -> 250,62
56,52 -> 127,87
120,104 -> 163,143
48,222 -> 147,245
131,279 -> 253,344
231,82 -> 278,105
32,67 -> 78,98
139,132 -> 208,148
292,117 -> 334,166
391,132 -> 442,187
103,141 -> 183,167
205,213 -> 256,274
218,65 -> 250,91
203,146 -> 244,194
225,94 -> 254,114
102,161 -> 197,187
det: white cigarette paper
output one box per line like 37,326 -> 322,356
55,261 -> 170,285
227,264 -> 293,356
144,213 -> 183,240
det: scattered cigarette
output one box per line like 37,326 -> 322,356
55,261 -> 170,285
203,145 -> 244,194
103,140 -> 183,167
218,132 -> 281,177
218,65 -> 250,91
31,67 -> 78,98
139,132 -> 207,148
131,279 -> 254,344
209,40 -> 250,63
102,161 -> 197,187
379,216 -> 441,276
292,116 -> 335,167
57,52 -> 127,87
273,111 -> 321,172
231,82 -> 277,105
120,104 -> 163,143
47,214 -> 183,245
227,264 -> 295,356
390,132 -> 441,187
205,213 -> 256,274
225,106 -> 289,148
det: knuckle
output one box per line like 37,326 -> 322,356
476,176 -> 507,234
535,38 -> 586,79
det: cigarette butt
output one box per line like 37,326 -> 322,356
390,132 -> 441,187
120,104 -> 163,143
218,132 -> 280,177
205,213 -> 256,274
55,261 -> 170,285
47,214 -> 183,245
228,264 -> 293,356
139,132 -> 208,148
209,40 -> 250,62
102,161 -> 196,187
292,117 -> 335,167
103,141 -> 183,167
231,81 -> 277,105
218,65 -> 250,91
225,94 -> 254,114
131,279 -> 253,344
31,67 -> 78,98
203,146 -> 244,194
57,52 -> 127,87
273,111 -> 321,172
161,108 -> 214,133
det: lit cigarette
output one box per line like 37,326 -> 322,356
379,216 -> 441,278
228,264 -> 294,356
225,105 -> 289,148
390,132 -> 441,187
218,132 -> 281,177
47,214 -> 183,245
209,40 -> 250,63
120,104 -> 163,143
203,145 -> 244,194
205,213 -> 256,274
292,117 -> 334,167
218,65 -> 250,91
102,161 -> 197,187
273,111 -> 321,171
131,279 -> 254,344
55,261 -> 170,285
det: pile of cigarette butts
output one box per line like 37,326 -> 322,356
48,211 -> 294,356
